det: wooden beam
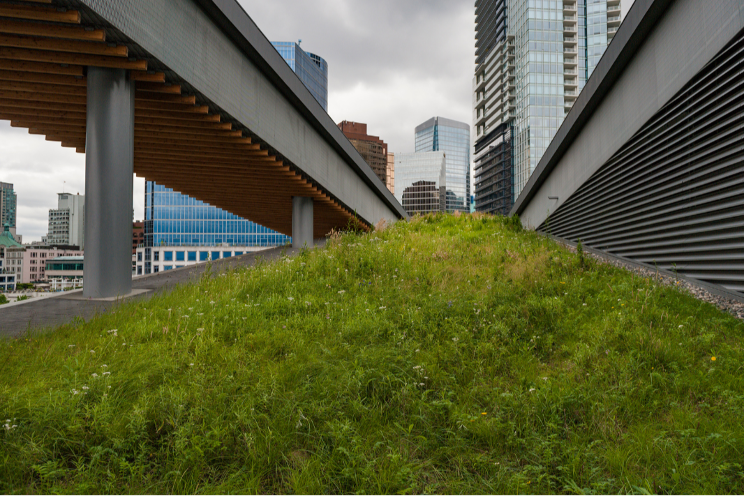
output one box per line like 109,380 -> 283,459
0,58 -> 83,75
0,47 -> 146,71
134,91 -> 195,105
133,133 -> 252,147
0,107 -> 84,120
0,99 -> 85,112
2,114 -> 84,126
0,69 -> 85,86
0,79 -> 85,95
133,125 -> 243,139
133,150 -> 279,165
0,89 -> 85,104
136,82 -> 181,94
0,33 -> 127,57
134,116 -> 231,131
135,109 -> 221,123
134,136 -> 258,151
135,100 -> 208,114
12,120 -> 84,132
0,5 -> 81,24
130,72 -> 165,83
0,19 -> 105,41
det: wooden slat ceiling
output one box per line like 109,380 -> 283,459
0,0 -> 365,236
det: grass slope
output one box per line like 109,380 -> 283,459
1,214 -> 743,494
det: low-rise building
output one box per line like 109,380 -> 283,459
135,245 -> 270,276
46,256 -> 84,291
0,273 -> 15,292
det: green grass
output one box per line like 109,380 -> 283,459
1,213 -> 743,494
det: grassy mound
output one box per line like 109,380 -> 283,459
1,214 -> 743,494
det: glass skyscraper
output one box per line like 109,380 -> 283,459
394,151 -> 447,216
144,183 -> 290,248
0,182 -> 16,232
144,42 -> 330,258
415,117 -> 471,212
473,0 -> 619,215
272,41 -> 329,111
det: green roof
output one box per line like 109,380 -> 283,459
0,223 -> 21,248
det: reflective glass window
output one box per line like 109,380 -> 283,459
163,251 -> 173,261
176,252 -> 185,262
188,251 -> 197,262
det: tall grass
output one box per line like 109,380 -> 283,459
1,213 -> 743,494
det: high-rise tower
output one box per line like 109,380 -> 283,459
473,0 -> 619,215
272,41 -> 329,112
0,182 -> 16,236
415,117 -> 470,213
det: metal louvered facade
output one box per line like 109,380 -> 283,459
538,28 -> 744,294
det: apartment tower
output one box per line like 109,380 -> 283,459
473,0 -> 620,215
0,182 -> 17,239
337,121 -> 390,189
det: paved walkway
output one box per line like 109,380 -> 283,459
0,245 -> 299,339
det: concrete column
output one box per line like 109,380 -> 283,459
292,197 -> 314,248
83,67 -> 135,298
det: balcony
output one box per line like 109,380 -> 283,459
563,2 -> 577,13
564,68 -> 577,75
563,13 -> 577,23
607,5 -> 621,15
563,36 -> 577,45
608,26 -> 619,38
608,15 -> 621,26
564,89 -> 578,98
564,78 -> 578,88
564,25 -> 577,33
564,47 -> 578,54
564,57 -> 577,66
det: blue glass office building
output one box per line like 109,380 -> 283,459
144,183 -> 290,248
415,117 -> 471,212
272,42 -> 329,111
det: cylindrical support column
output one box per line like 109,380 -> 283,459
292,197 -> 314,249
83,67 -> 135,298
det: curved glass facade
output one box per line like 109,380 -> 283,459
271,42 -> 329,112
144,182 -> 290,248
415,117 -> 471,212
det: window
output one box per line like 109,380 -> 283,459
223,252 -> 232,258
188,251 -> 197,262
137,266 -> 142,275
164,265 -> 173,271
176,252 -> 185,262
235,252 -> 244,256
154,266 -> 159,273
211,251 -> 220,261
154,251 -> 160,261
163,251 -> 173,261
200,252 -> 209,262
137,253 -> 142,261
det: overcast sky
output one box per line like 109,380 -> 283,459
0,0 -> 634,242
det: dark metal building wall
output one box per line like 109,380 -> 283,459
474,123 -> 513,216
538,28 -> 744,294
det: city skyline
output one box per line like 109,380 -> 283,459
0,0 -> 633,242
